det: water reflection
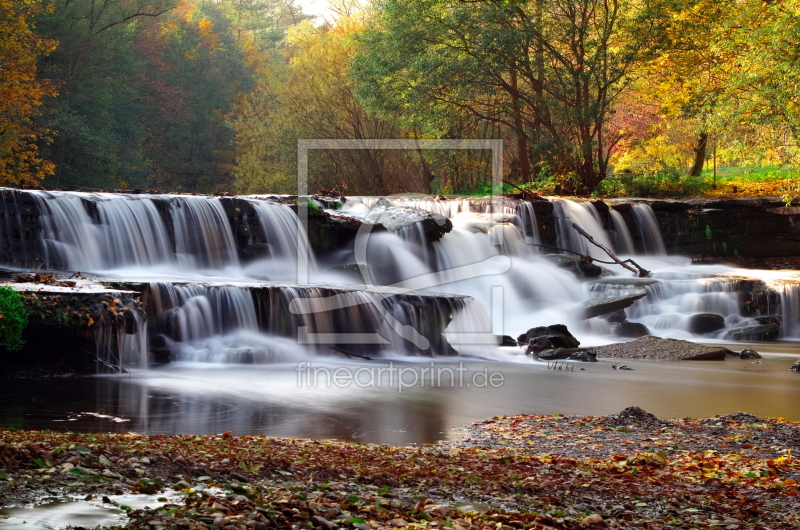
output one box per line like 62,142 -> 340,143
1,344 -> 799,445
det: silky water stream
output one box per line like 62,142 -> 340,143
0,190 -> 798,443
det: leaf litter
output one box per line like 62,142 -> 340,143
0,406 -> 798,529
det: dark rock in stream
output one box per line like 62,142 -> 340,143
726,323 -> 780,341
497,335 -> 518,347
688,313 -> 726,334
535,347 -> 597,362
611,321 -> 650,338
791,360 -> 800,372
517,324 -> 580,354
739,348 -> 762,360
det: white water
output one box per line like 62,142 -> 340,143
631,203 -> 667,255
1,189 -> 799,368
608,209 -> 634,255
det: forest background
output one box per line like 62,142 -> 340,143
2,0 -> 800,199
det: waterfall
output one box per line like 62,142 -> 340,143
608,209 -> 634,255
171,196 -> 239,269
630,204 -> 666,255
244,200 -> 317,281
550,198 -> 614,259
515,202 -> 542,250
779,283 -> 800,338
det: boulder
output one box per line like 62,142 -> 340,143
726,324 -> 780,341
566,293 -> 647,320
688,313 -> 726,334
791,360 -> 800,372
517,324 -> 580,355
611,322 -> 650,338
739,348 -> 762,360
594,336 -> 734,361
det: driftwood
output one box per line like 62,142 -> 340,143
330,346 -> 373,361
525,240 -> 650,277
570,222 -> 650,277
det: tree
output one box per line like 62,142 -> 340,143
35,0 -> 180,189
352,0 -> 671,193
0,0 -> 56,186
232,12 -> 430,195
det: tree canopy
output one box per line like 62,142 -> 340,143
0,0 -> 799,194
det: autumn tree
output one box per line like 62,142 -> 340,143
353,0 -> 673,193
232,12 -> 433,195
0,0 -> 56,185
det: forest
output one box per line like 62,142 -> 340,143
1,0 -> 800,197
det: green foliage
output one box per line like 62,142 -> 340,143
595,167 -> 710,198
0,288 -> 28,352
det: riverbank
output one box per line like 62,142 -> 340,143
1,408 -> 798,529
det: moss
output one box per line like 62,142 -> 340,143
0,287 -> 28,352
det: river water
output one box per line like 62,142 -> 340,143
1,341 -> 797,446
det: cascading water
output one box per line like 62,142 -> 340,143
778,283 -> 800,338
2,188 -> 798,370
608,209 -> 634,255
550,198 -> 615,259
630,204 -> 666,255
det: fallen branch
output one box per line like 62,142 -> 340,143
570,222 -> 650,277
523,241 -> 649,276
330,346 -> 373,361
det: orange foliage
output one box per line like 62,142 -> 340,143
0,0 -> 57,185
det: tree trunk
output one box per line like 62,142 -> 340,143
510,65 -> 531,183
689,132 -> 708,177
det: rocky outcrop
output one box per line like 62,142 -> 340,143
608,197 -> 800,263
594,336 -> 734,361
0,282 -> 146,375
726,323 -> 780,341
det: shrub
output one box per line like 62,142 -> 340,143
0,287 -> 28,352
596,167 -> 710,198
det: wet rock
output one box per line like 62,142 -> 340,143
595,336 -> 733,361
543,254 -> 602,278
517,324 -> 580,354
567,293 -> 647,320
611,321 -> 650,338
739,348 -> 762,359
727,324 -> 780,341
688,313 -> 726,334
599,309 -> 627,323
534,347 -> 597,362
791,360 -> 800,372
149,335 -> 172,364
497,335 -> 518,347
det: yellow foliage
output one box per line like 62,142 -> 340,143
0,0 -> 57,185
